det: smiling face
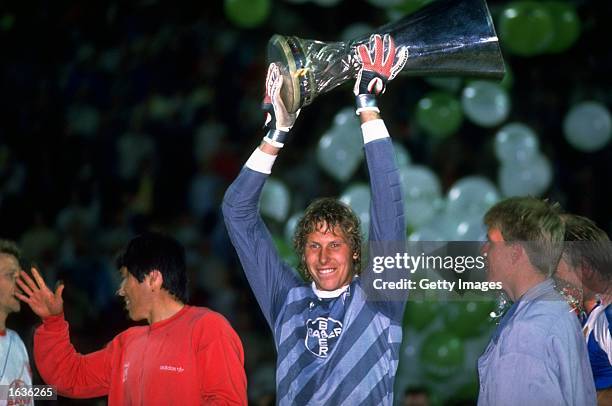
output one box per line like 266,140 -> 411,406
117,266 -> 154,321
304,223 -> 356,291
0,253 -> 21,315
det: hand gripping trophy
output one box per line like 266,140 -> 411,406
267,0 -> 505,113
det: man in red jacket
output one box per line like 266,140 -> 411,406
16,232 -> 247,405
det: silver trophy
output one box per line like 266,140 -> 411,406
267,0 -> 505,113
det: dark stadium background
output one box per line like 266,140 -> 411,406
1,0 -> 610,404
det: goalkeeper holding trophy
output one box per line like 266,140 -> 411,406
223,34 -> 408,405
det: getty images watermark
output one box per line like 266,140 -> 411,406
370,251 -> 501,292
361,241 -> 501,301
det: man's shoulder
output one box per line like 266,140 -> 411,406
117,325 -> 149,341
115,307 -> 238,340
186,305 -> 224,322
514,298 -> 579,332
5,329 -> 28,353
6,329 -> 24,341
185,306 -> 239,334
501,299 -> 583,355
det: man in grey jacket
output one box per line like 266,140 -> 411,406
478,197 -> 596,405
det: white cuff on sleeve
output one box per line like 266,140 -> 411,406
244,147 -> 277,175
361,119 -> 390,144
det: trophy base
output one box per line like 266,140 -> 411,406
267,35 -> 314,114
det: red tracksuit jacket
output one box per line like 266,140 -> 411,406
34,305 -> 247,405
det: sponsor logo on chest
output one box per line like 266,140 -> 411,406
305,317 -> 343,358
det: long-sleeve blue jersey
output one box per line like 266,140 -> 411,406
223,138 -> 406,405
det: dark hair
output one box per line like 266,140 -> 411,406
562,214 -> 611,282
0,239 -> 28,270
0,240 -> 21,260
293,197 -> 362,279
115,232 -> 188,303
484,196 -> 565,277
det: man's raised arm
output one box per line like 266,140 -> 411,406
222,63 -> 302,328
354,34 -> 408,319
17,267 -> 112,398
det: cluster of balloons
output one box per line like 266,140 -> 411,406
420,330 -> 465,378
497,1 -> 581,57
563,101 -> 612,152
321,139 -> 412,240
408,176 -> 500,242
398,296 -> 496,401
495,123 -> 553,197
415,79 -> 511,138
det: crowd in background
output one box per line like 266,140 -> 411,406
1,1 -> 611,404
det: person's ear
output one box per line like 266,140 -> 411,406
147,270 -> 164,292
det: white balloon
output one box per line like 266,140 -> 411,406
449,213 -> 487,242
317,108 -> 363,181
563,101 -> 612,152
462,81 -> 511,127
260,178 -> 291,222
498,154 -> 553,197
411,208 -> 486,244
409,213 -> 455,242
339,184 -> 371,238
494,122 -> 539,165
399,165 -> 442,201
447,176 -> 500,217
393,142 -> 412,169
284,212 -> 304,243
405,199 -> 440,229
333,106 -> 360,128
400,165 -> 443,229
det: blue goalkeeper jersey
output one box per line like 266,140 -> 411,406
583,303 -> 612,390
223,138 -> 406,405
